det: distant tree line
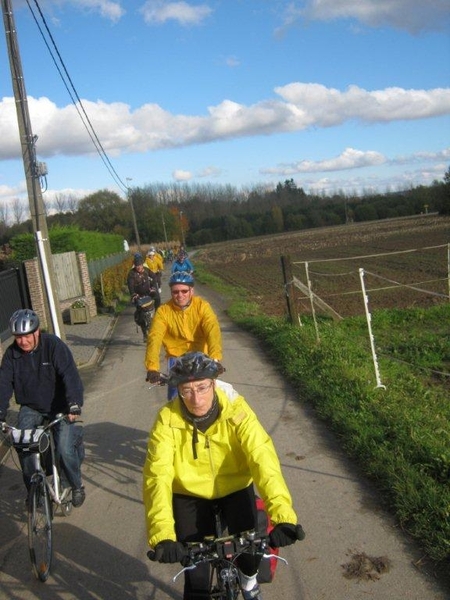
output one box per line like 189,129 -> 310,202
1,166 -> 449,249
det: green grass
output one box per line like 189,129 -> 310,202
198,265 -> 450,564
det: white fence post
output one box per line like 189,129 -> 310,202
305,262 -> 320,342
359,268 -> 385,390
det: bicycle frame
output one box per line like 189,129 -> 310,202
24,414 -> 71,511
2,413 -> 74,581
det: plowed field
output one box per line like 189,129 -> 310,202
195,215 -> 450,319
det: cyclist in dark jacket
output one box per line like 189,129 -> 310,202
0,309 -> 86,507
127,253 -> 161,309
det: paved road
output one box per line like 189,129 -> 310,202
0,282 -> 447,599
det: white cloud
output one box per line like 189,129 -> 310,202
1,83 -> 448,160
261,147 -> 449,177
225,56 -> 241,68
296,165 -> 445,196
284,0 -> 450,34
197,166 -> 223,178
261,148 -> 386,176
41,0 -> 125,22
140,1 -> 212,26
78,0 -> 125,21
173,169 -> 192,181
275,83 -> 450,125
389,148 -> 450,166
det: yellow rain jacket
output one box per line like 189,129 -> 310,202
144,296 -> 222,372
143,381 -> 298,548
145,253 -> 164,273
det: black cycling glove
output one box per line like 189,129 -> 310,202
146,371 -> 161,384
152,540 -> 186,563
269,523 -> 305,547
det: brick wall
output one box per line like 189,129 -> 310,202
0,252 -> 97,361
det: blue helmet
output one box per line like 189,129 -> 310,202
169,271 -> 194,287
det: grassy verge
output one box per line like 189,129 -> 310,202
196,264 -> 450,564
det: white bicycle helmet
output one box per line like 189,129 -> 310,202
10,309 -> 40,335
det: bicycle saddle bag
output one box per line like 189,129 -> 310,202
10,428 -> 50,453
136,296 -> 154,311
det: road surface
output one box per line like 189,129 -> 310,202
0,282 -> 447,599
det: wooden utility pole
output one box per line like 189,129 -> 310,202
2,0 -> 64,337
126,178 -> 141,253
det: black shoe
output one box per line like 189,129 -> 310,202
72,486 -> 86,507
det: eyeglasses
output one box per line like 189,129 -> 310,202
171,288 -> 191,295
179,381 -> 213,399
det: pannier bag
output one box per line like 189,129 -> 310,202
136,296 -> 154,311
256,496 -> 279,584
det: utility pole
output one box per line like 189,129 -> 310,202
126,178 -> 141,253
2,0 -> 64,338
179,210 -> 186,248
161,212 -> 168,244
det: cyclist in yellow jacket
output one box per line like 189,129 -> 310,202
145,272 -> 222,399
145,248 -> 164,293
143,352 -> 304,600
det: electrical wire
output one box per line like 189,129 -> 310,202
25,0 -> 128,194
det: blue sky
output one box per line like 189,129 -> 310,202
0,0 -> 449,219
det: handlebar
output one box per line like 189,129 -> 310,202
148,530 -> 288,582
147,373 -> 169,390
1,412 -> 74,435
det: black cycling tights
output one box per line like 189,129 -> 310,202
173,485 -> 260,599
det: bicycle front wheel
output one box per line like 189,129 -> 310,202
28,479 -> 53,582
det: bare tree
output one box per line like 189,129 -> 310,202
66,194 -> 79,213
53,193 -> 69,213
0,201 -> 9,225
11,197 -> 25,224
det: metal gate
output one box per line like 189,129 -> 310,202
0,268 -> 30,341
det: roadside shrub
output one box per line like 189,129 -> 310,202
92,258 -> 131,307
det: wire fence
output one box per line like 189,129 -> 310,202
288,243 -> 450,387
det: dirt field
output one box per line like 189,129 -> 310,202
195,214 -> 450,318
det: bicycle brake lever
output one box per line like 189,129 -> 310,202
263,553 -> 288,565
172,564 -> 196,582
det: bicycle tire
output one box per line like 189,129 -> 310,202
28,479 -> 53,582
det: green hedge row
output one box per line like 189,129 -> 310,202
11,226 -> 124,261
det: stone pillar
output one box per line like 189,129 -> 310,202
77,252 -> 97,318
24,258 -> 48,330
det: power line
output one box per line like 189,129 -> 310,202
25,0 -> 128,193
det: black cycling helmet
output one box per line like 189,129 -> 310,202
10,309 -> 40,336
168,352 -> 224,386
169,271 -> 194,287
133,253 -> 144,266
